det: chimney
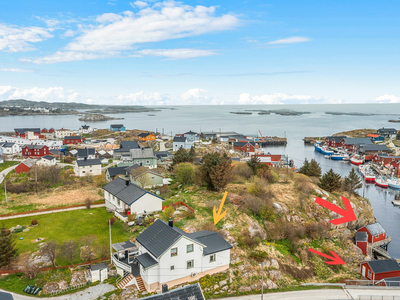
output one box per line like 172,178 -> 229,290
162,284 -> 168,293
125,180 -> 130,186
168,220 -> 173,227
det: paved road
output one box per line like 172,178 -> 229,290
0,283 -> 115,300
216,289 -> 349,300
0,164 -> 18,183
0,204 -> 105,220
160,141 -> 166,151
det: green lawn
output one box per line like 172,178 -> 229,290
0,161 -> 19,172
1,207 -> 131,265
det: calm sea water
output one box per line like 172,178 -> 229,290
1,103 -> 400,257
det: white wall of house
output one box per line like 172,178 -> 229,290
55,129 -> 71,139
77,154 -> 96,160
173,141 -> 194,151
91,268 -> 108,282
74,163 -> 102,176
130,193 -> 162,215
36,158 -> 57,166
200,249 -> 230,273
104,190 -> 124,211
1,144 -> 20,154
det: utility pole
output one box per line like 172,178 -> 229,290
109,219 -> 112,260
3,174 -> 7,203
35,161 -> 38,194
261,262 -> 264,300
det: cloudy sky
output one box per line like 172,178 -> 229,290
0,0 -> 399,105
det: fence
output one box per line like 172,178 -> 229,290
358,296 -> 400,300
48,282 -> 89,296
162,202 -> 194,212
346,279 -> 400,287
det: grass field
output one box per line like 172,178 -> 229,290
0,161 -> 18,172
1,207 -> 131,265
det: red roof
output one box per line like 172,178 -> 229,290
367,134 -> 380,138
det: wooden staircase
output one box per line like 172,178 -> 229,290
117,274 -> 135,289
135,276 -> 146,292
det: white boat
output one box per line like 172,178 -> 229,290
392,200 -> 400,206
375,177 -> 388,188
388,179 -> 400,189
331,153 -> 350,160
350,155 -> 364,165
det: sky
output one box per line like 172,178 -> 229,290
0,0 -> 400,105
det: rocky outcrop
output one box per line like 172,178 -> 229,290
78,113 -> 123,121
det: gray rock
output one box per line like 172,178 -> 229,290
268,270 -> 283,280
270,259 -> 279,269
238,286 -> 251,293
247,217 -> 267,240
219,280 -> 227,286
213,284 -> 219,289
266,279 -> 278,289
221,285 -> 229,291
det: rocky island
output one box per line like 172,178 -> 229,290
78,113 -> 124,121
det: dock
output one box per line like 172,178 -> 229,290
259,137 -> 287,146
303,136 -> 325,144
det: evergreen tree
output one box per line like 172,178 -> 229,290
396,130 -> 400,140
188,146 -> 196,160
318,169 -> 342,192
299,158 -> 310,175
308,159 -> 322,177
199,152 -> 233,191
172,147 -> 192,166
0,224 -> 18,268
246,156 -> 260,174
344,168 -> 362,196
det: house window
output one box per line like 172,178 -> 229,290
187,244 -> 194,253
187,259 -> 194,269
171,248 -> 178,257
210,254 -> 216,262
368,270 -> 372,277
82,171 -> 85,174
117,199 -> 120,206
146,160 -> 150,164
170,266 -> 175,271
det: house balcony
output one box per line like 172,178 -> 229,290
114,210 -> 130,222
111,241 -> 140,276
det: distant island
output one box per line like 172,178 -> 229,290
0,99 -> 157,116
78,113 -> 124,121
243,109 -> 310,116
388,119 -> 400,123
230,112 -> 252,115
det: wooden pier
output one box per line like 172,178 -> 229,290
303,137 -> 325,144
259,137 -> 287,146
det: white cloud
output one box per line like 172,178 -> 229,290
131,1 -> 148,8
238,92 -> 322,104
181,88 -> 219,104
0,68 -> 33,73
267,36 -> 311,45
375,94 -> 400,103
0,24 -> 53,52
22,1 -> 238,64
62,29 -> 76,37
136,48 -> 216,59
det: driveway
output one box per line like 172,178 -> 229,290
215,289 -> 349,300
0,283 -> 115,300
0,164 -> 18,184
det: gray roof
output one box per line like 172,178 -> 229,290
64,136 -> 82,140
81,125 -> 90,129
326,136 -> 347,143
111,124 -> 124,128
0,291 -> 14,300
359,144 -> 391,152
124,164 -> 141,173
76,158 -> 102,166
102,177 -> 163,206
365,222 -> 386,236
184,130 -> 198,135
135,252 -> 158,269
77,148 -> 96,158
383,276 -> 400,286
367,259 -> 400,273
342,138 -> 372,146
41,155 -> 55,161
24,145 -> 47,149
90,262 -> 107,271
136,219 -> 231,258
378,128 -> 397,132
154,151 -> 173,158
376,154 -> 400,159
107,166 -> 127,178
120,141 -> 140,149
138,132 -> 152,137
188,230 -> 233,255
130,148 -> 154,159
140,283 -> 204,300
15,128 -> 40,134
1,142 -> 15,147
356,231 -> 368,242
233,141 -> 256,147
21,158 -> 36,168
173,136 -> 187,143
112,240 -> 136,251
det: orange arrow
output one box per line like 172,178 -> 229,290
213,191 -> 228,225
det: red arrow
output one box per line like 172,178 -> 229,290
315,196 -> 357,225
308,248 -> 346,265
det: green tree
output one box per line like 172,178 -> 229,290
318,169 -> 342,192
199,152 -> 233,191
299,158 -> 310,176
344,168 -> 362,196
172,147 -> 192,166
188,146 -> 196,160
0,225 -> 18,268
396,131 -> 400,140
246,156 -> 260,174
308,159 -> 322,177
175,163 -> 194,185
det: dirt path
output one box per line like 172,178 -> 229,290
0,203 -> 105,220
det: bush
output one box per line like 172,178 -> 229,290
249,250 -> 269,262
108,217 -> 116,225
128,213 -> 137,222
232,163 -> 253,180
85,198 -> 92,209
260,204 -> 277,221
31,219 -> 38,226
241,194 -> 264,215
163,206 -> 175,220
256,165 -> 274,183
238,228 -> 258,248
175,163 -> 195,185
202,222 -> 218,232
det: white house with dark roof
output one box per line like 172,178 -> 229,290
36,155 -> 57,166
173,136 -> 194,151
79,125 -> 93,134
103,177 -> 164,219
111,219 -> 232,291
183,131 -> 199,142
77,148 -> 96,160
0,142 -> 19,154
74,158 -> 102,176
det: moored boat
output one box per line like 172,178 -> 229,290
388,179 -> 400,189
365,173 -> 375,183
314,142 -> 323,153
321,147 -> 334,156
375,177 -> 388,188
392,200 -> 400,206
331,153 -> 350,160
350,155 -> 364,165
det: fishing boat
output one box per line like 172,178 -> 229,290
331,153 -> 350,161
391,200 -> 400,206
365,173 -> 376,183
375,177 -> 388,188
350,155 -> 364,165
320,147 -> 334,156
314,142 -> 323,153
388,178 -> 400,189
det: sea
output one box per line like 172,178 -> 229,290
1,103 -> 400,258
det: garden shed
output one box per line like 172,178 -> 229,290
90,263 -> 108,282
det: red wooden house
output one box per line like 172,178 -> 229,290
41,128 -> 48,133
324,136 -> 346,148
389,161 -> 400,177
63,136 -> 84,145
360,259 -> 400,281
356,231 -> 368,255
254,154 -> 283,166
14,128 -> 44,139
22,145 -> 49,158
339,138 -> 373,152
48,128 -> 55,133
357,222 -> 388,244
233,141 -> 257,154
373,153 -> 400,165
15,158 -> 36,174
